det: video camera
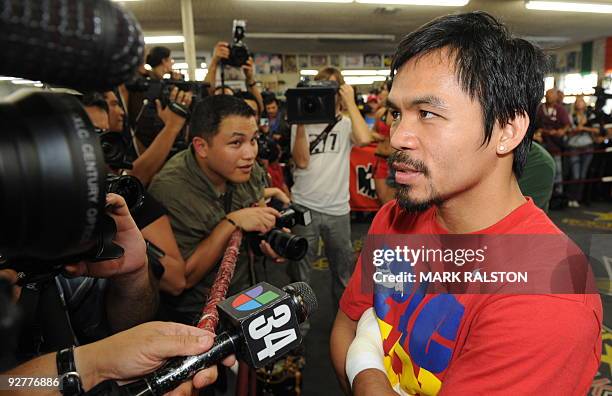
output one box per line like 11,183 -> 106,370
224,20 -> 251,68
125,77 -> 210,113
285,80 -> 338,124
249,204 -> 311,261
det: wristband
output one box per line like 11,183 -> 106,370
224,216 -> 241,230
247,81 -> 257,88
56,346 -> 83,396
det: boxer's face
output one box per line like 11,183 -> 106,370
388,48 -> 497,212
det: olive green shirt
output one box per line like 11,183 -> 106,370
519,141 -> 556,213
148,147 -> 266,324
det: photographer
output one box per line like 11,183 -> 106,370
81,93 -> 186,296
148,95 -> 286,325
204,41 -> 263,111
3,321 -> 235,396
290,67 -> 371,309
126,48 -> 193,186
14,194 -> 158,360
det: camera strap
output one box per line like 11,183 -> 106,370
309,115 -> 342,154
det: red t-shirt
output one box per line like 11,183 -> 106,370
374,119 -> 392,179
340,198 -> 602,395
266,163 -> 287,191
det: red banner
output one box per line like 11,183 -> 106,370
350,144 -> 380,212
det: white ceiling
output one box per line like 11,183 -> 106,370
119,0 -> 612,57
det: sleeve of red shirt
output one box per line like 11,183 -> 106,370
439,294 -> 602,395
339,201 -> 396,321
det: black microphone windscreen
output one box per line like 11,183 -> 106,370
283,281 -> 318,321
0,0 -> 144,92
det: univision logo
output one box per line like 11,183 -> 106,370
231,285 -> 279,311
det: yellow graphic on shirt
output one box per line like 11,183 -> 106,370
377,317 -> 442,395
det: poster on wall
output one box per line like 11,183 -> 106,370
298,54 -> 309,68
310,55 -> 328,68
344,54 -> 363,68
383,54 -> 393,68
254,53 -> 271,74
283,54 -> 298,73
329,54 -> 342,67
270,54 -> 283,74
364,54 -> 382,68
566,51 -> 579,71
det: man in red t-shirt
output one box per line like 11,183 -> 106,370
330,11 -> 602,396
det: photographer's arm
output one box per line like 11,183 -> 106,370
141,215 -> 186,296
339,85 -> 372,146
292,125 -> 310,169
243,57 -> 263,112
106,255 -> 158,333
130,88 -> 191,186
62,195 -> 158,333
204,42 -> 230,96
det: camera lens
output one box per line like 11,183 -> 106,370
301,96 -> 319,115
99,132 -> 127,167
106,175 -> 145,213
0,91 -> 107,261
266,229 -> 308,261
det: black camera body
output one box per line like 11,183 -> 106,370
257,133 -> 280,162
285,80 -> 338,124
276,205 -> 312,229
224,20 -> 250,68
126,77 -> 209,109
249,205 -> 311,261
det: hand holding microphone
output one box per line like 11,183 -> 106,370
85,282 -> 317,395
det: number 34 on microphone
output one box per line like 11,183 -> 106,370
217,282 -> 303,368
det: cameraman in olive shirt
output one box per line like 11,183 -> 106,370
148,95 -> 284,325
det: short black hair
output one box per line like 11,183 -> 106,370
391,11 -> 547,178
80,92 -> 108,113
263,96 -> 278,106
234,90 -> 260,114
146,46 -> 171,68
191,95 -> 256,142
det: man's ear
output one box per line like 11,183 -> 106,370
496,111 -> 530,155
192,137 -> 209,159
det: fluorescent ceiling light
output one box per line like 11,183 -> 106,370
341,69 -> 390,76
344,76 -> 386,85
0,76 -> 16,81
11,79 -> 41,85
356,0 -> 468,5
243,0 -> 352,3
249,33 -> 395,41
144,35 -> 185,44
300,70 -> 319,75
525,1 -> 612,13
173,62 -> 189,69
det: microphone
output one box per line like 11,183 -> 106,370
85,282 -> 317,396
0,0 -> 144,92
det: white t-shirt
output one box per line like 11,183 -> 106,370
290,116 -> 353,216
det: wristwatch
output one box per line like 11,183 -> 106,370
247,80 -> 257,88
56,346 -> 83,396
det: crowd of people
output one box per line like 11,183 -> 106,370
0,9 -> 609,396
